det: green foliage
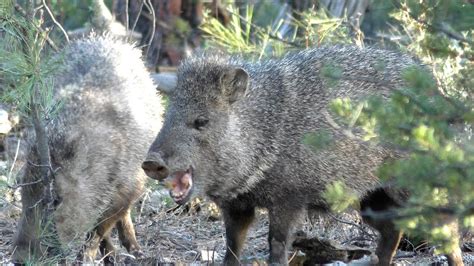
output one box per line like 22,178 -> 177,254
15,0 -> 93,32
200,4 -> 354,59
329,98 -> 377,140
201,5 -> 261,57
1,2 -> 62,117
320,62 -> 343,87
323,181 -> 358,213
360,0 -> 397,37
340,54 -> 472,252
49,0 -> 93,30
465,215 -> 474,229
367,0 -> 472,252
401,0 -> 474,32
293,8 -> 358,46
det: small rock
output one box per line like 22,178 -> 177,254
200,249 -> 221,262
0,109 -> 11,135
462,253 -> 474,264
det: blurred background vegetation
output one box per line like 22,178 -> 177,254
1,0 -> 473,260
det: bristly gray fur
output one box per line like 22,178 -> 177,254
13,35 -> 163,262
146,45 -> 438,265
155,46 -> 417,203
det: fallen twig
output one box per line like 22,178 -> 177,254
327,212 -> 376,240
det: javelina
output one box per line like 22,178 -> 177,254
144,46 -> 464,266
12,35 -> 163,263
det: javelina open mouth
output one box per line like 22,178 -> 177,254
165,167 -> 194,205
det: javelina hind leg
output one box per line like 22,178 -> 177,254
116,208 -> 143,258
366,218 -> 402,266
360,189 -> 402,265
268,207 -> 301,265
99,234 -> 117,265
222,201 -> 256,266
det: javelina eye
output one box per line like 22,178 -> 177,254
193,118 -> 209,130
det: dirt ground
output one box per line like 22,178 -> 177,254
0,134 -> 473,265
1,186 -> 473,265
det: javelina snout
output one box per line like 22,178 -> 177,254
142,152 -> 169,180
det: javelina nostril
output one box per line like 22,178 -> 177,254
141,160 -> 169,180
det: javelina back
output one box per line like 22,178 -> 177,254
12,35 -> 163,263
144,46 -> 463,265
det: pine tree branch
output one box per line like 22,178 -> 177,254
225,8 -> 304,48
14,3 -> 59,51
392,0 -> 473,45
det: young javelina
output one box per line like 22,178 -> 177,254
144,46 -> 464,266
12,36 -> 163,263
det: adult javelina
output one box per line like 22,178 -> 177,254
12,36 -> 163,263
144,47 -> 463,265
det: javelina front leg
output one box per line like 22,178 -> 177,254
366,219 -> 402,265
80,216 -> 117,263
99,234 -> 116,265
222,203 -> 256,266
268,207 -> 300,265
116,208 -> 143,258
80,231 -> 103,263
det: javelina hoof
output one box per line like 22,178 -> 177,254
369,253 -> 379,265
123,250 -> 145,265
103,255 -> 116,265
132,249 -> 145,259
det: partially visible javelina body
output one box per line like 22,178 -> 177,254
144,46 -> 463,265
12,36 -> 163,263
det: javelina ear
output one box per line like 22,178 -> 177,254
151,72 -> 177,95
220,67 -> 248,103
